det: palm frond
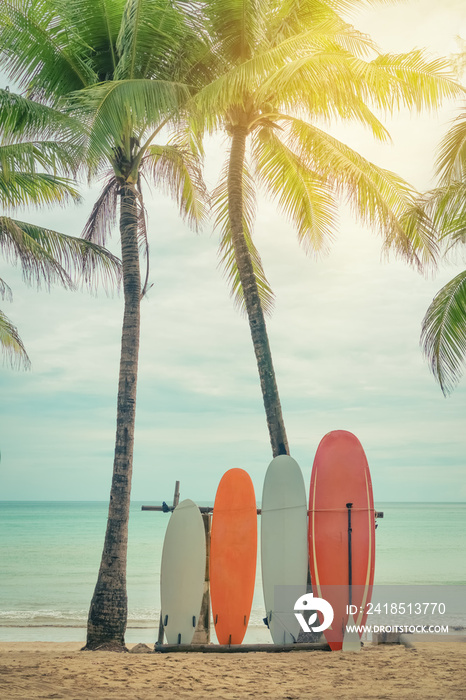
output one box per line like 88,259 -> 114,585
0,308 -> 31,370
192,19 -> 375,129
407,181 -> 466,253
212,159 -> 275,316
0,216 -> 122,292
0,278 -> 13,302
0,172 -> 81,209
436,111 -> 466,184
0,216 -> 73,290
252,127 -> 337,255
64,79 -> 191,168
54,0 -> 125,78
268,0 -> 367,46
283,116 -> 438,270
267,49 -> 461,121
256,53 -> 391,141
206,0 -> 268,63
136,177 -> 151,297
256,48 -> 367,115
0,141 -> 84,179
368,51 -> 461,112
394,204 -> 440,271
421,269 -> 466,395
142,139 -> 208,231
0,0 -> 98,101
0,89 -> 85,144
115,0 -> 191,80
82,175 -> 120,246
435,182 -> 466,250
267,19 -> 374,63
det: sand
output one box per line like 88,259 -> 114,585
1,641 -> 465,699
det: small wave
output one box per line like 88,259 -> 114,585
0,608 -> 161,628
0,610 -> 88,622
0,623 -> 85,629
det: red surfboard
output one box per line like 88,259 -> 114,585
309,430 -> 375,650
210,468 -> 257,645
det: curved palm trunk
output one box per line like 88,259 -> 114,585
85,184 -> 141,650
228,126 -> 289,457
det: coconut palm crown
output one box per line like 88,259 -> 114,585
191,0 -> 461,455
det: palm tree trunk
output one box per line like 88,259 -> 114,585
85,183 -> 141,650
228,126 -> 289,457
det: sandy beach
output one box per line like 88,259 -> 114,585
1,641 -> 465,699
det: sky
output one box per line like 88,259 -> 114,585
1,0 -> 465,504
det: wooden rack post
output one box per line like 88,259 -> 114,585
192,512 -> 211,644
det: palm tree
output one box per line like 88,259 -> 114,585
403,105 -> 466,394
193,0 -> 461,456
0,0 -> 207,649
0,88 -> 121,367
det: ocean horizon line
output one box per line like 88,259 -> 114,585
1,499 -> 465,505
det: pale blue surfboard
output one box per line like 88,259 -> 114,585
261,455 -> 308,644
160,499 -> 206,644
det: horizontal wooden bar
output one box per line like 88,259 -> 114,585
142,506 -> 384,518
141,505 -> 215,513
153,642 -> 331,653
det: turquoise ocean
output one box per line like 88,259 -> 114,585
0,501 -> 465,643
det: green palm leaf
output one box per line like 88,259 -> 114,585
0,89 -> 84,143
115,0 -> 190,80
0,278 -> 13,302
252,127 -> 336,254
65,79 -> 191,169
367,51 -> 460,112
267,49 -> 460,118
0,0 -> 98,100
134,178 -> 152,297
282,116 -> 439,270
436,110 -> 466,183
206,0 -> 268,62
142,140 -> 207,230
0,172 -> 81,209
0,217 -> 121,291
0,141 -> 83,180
269,0 -> 366,42
54,0 -> 125,77
191,18 -> 371,126
256,48 -> 376,120
82,175 -> 120,247
421,270 -> 466,395
403,181 -> 466,252
0,308 -> 31,369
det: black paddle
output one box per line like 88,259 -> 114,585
347,502 -> 353,608
342,502 -> 360,652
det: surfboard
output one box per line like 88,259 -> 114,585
210,468 -> 257,645
309,430 -> 375,651
261,455 -> 308,644
160,499 -> 206,645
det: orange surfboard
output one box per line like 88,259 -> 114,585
309,431 -> 375,651
210,468 -> 257,645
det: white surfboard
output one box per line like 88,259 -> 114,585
160,499 -> 206,644
261,455 -> 308,644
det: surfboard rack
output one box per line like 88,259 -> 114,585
140,480 -> 384,518
142,479 -> 383,649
